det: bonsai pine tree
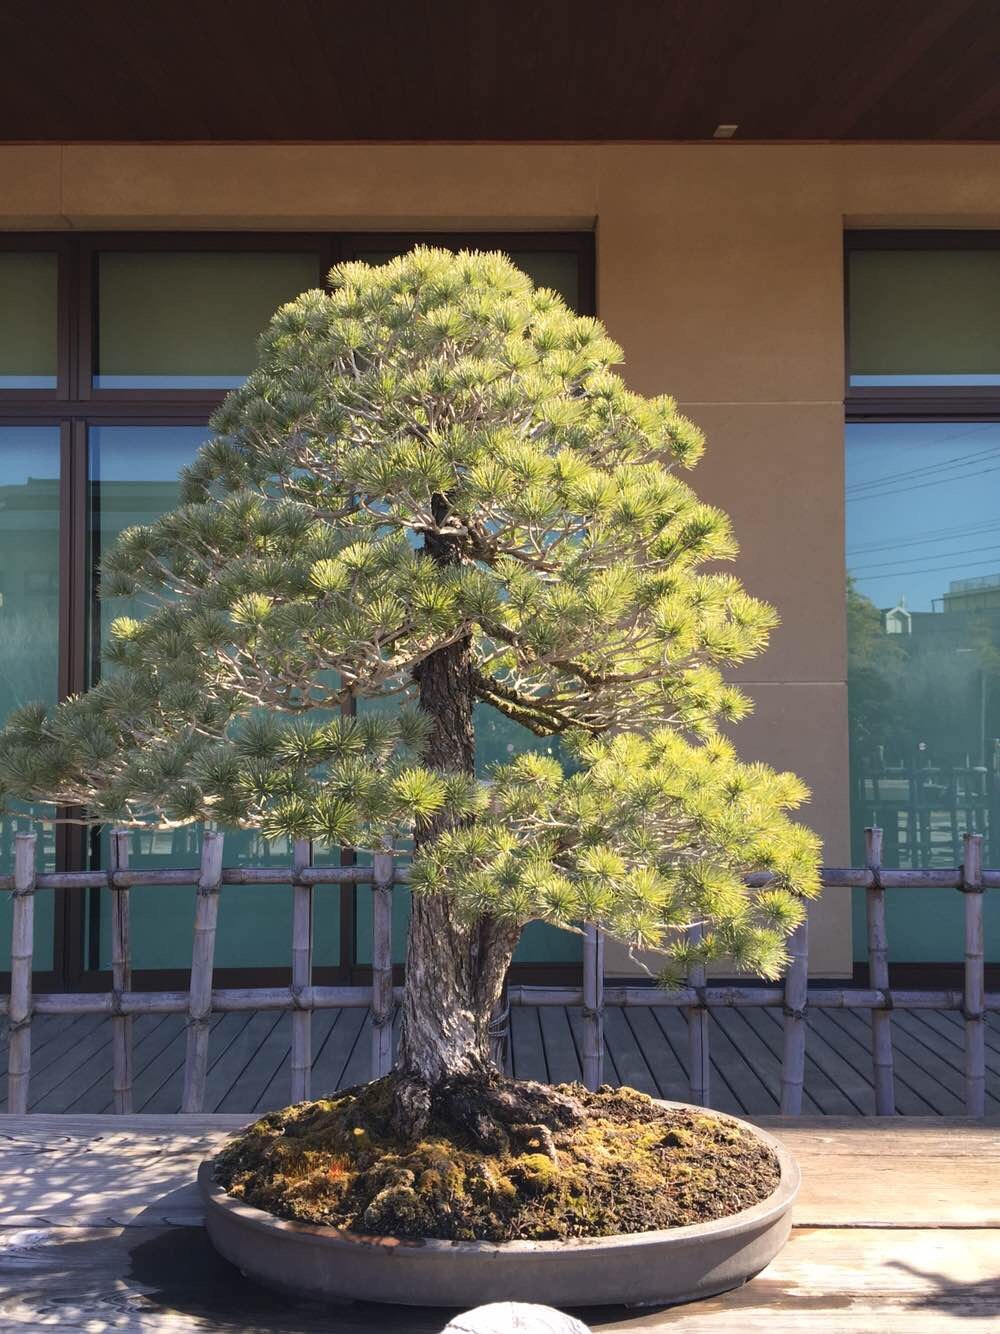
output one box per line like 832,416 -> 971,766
0,248 -> 819,1132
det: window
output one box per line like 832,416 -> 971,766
0,231 -> 594,986
846,232 -> 1000,966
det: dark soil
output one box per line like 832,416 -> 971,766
214,1078 -> 780,1243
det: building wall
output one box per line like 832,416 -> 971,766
5,141 -> 1000,975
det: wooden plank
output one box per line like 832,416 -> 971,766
215,1014 -> 293,1113
0,1223 -> 996,1331
1,1113 -> 995,1226
127,1015 -> 211,1114
747,1007 -> 872,1114
601,1005 -> 660,1097
701,1011 -> 779,1116
933,1007 -> 1000,1059
308,1007 -> 367,1097
54,1014 -> 181,1114
888,1009 -> 1000,1112
0,1014 -> 106,1090
203,1008 -> 292,1112
144,1013 -> 256,1115
777,1008 -> 883,1115
822,1007 -> 964,1116
907,1007 -> 1000,1077
712,1008 -> 821,1115
339,1011 -> 381,1091
740,1008 -> 859,1117
537,1005 -> 582,1086
619,1005 -> 684,1101
22,1019 -> 116,1111
510,1004 -> 549,1083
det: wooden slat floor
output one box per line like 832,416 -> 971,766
2,1003 -> 997,1116
1,1114 -> 998,1330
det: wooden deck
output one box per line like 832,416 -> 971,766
0,1112 -> 996,1330
2,1003 -> 998,1117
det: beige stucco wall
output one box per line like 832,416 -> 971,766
7,141 -> 1000,974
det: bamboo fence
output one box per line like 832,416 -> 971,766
2,826 -> 997,1117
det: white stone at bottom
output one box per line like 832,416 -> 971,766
441,1303 -> 591,1333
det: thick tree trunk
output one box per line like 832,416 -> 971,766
396,522 -> 520,1096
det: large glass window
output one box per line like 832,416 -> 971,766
0,231 -> 593,985
846,232 -> 1000,967
0,426 -> 60,968
86,426 -> 341,971
0,253 -> 58,388
849,247 -> 1000,386
95,251 -> 321,388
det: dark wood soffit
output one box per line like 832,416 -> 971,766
2,0 -> 1000,143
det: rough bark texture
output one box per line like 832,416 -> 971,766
395,516 -> 521,1131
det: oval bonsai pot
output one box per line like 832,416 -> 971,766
198,1104 -> 799,1309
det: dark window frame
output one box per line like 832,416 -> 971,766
0,229 -> 596,991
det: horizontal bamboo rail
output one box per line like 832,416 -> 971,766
2,827 -> 996,1116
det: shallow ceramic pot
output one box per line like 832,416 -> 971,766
198,1102 -> 799,1309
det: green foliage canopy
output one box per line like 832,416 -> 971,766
0,248 -> 820,977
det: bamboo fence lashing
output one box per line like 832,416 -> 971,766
865,827 -> 895,1116
7,832 -> 36,1115
181,831 -> 224,1114
109,829 -> 133,1114
370,848 -> 395,1080
581,922 -> 605,1090
686,921 -> 711,1107
962,832 -> 986,1118
290,838 -> 314,1103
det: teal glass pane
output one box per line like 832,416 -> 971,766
95,251 -> 320,388
353,248 -> 581,309
0,426 -> 60,968
846,421 -> 1000,963
0,253 -> 57,388
87,425 -> 340,970
849,249 -> 1000,387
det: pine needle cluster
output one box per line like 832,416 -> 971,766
0,247 -> 820,977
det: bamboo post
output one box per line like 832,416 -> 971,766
369,847 -> 394,1080
289,838 -> 313,1102
7,832 -> 37,1115
865,826 -> 895,1115
109,829 -> 134,1113
687,922 -> 710,1106
961,831 -> 986,1117
581,922 -> 605,1090
780,910 -> 809,1115
181,831 -> 224,1113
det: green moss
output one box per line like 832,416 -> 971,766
214,1079 -> 780,1243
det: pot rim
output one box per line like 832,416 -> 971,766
199,1099 -> 799,1256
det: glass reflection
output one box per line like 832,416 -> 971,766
86,426 -> 340,970
847,421 -> 1000,961
0,426 -> 60,967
